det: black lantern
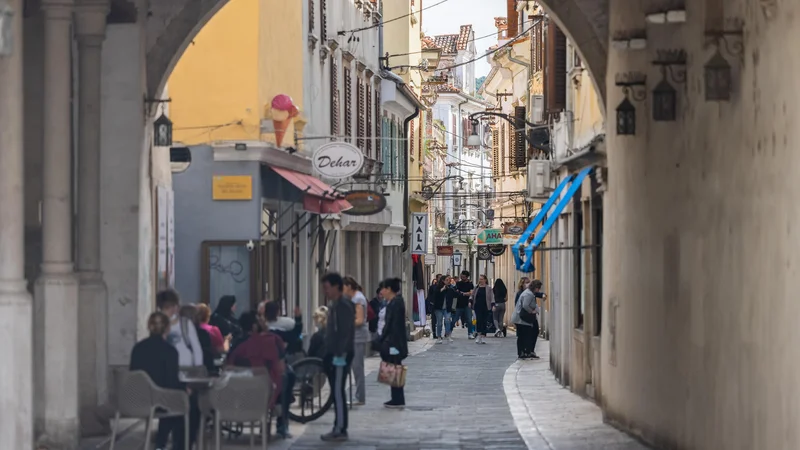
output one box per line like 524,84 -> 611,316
153,113 -> 173,147
704,48 -> 732,101
616,96 -> 636,136
652,76 -> 677,121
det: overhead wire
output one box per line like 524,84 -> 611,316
338,0 -> 451,35
386,29 -> 502,58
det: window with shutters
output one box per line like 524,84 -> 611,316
499,122 -> 506,176
532,19 -> 544,73
492,127 -> 500,179
382,117 -> 391,175
512,106 -> 527,170
357,78 -> 365,150
509,122 -> 516,173
395,120 -> 404,179
330,58 -> 339,135
308,0 -> 314,33
320,0 -> 327,41
366,82 -> 372,156
545,21 -> 567,113
344,67 -> 352,142
409,119 -> 415,164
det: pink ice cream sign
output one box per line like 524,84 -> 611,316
267,94 -> 300,147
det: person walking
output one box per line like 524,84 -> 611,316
492,278 -> 509,337
511,279 -> 542,359
470,275 -> 494,344
343,276 -> 369,406
378,277 -> 408,408
427,274 -> 441,339
433,275 -> 456,344
454,271 -> 475,339
320,273 -> 355,442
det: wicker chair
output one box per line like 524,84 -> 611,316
110,370 -> 191,450
207,373 -> 274,450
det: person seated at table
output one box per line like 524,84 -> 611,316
130,312 -> 195,450
197,303 -> 229,355
181,304 -> 217,375
156,289 -> 204,368
210,295 -> 243,343
226,311 -> 292,437
307,306 -> 328,360
261,301 -> 304,357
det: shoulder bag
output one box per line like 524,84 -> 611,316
377,360 -> 407,388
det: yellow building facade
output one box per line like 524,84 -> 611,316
167,0 -> 304,147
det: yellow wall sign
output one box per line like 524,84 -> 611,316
212,175 -> 253,200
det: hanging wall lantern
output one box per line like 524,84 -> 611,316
0,2 -> 14,57
153,113 -> 173,147
704,48 -> 732,101
614,72 -> 647,136
703,22 -> 744,102
651,50 -> 687,122
616,96 -> 637,136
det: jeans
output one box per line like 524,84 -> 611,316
352,341 -> 367,403
516,324 -> 530,356
454,308 -> 474,335
493,303 -> 507,331
434,309 -> 452,337
276,366 -> 296,434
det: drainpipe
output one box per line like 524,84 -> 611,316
401,106 -> 420,253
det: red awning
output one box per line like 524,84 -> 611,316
269,165 -> 352,214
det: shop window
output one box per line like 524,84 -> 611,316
201,241 -> 256,315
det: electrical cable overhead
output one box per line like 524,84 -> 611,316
386,29 -> 502,58
338,0 -> 451,35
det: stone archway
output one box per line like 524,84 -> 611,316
537,0 -> 609,107
145,0 -> 230,97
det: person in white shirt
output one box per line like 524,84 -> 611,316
156,289 -> 203,367
343,276 -> 370,406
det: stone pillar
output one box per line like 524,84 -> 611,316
34,0 -> 80,447
0,1 -> 34,448
75,0 -> 109,432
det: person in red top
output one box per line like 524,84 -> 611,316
226,311 -> 286,411
198,303 -> 229,354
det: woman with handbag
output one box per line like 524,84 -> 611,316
511,279 -> 542,359
377,277 -> 408,409
469,275 -> 494,344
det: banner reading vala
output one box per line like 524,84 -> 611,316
411,213 -> 428,255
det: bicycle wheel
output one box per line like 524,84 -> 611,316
287,357 -> 333,423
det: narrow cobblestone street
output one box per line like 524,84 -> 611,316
81,330 -> 649,450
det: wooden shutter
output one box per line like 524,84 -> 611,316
320,0 -> 327,41
357,78 -> 365,150
513,106 -> 527,170
389,120 -> 396,174
308,0 -> 315,33
344,67 -> 352,142
330,58 -> 339,135
492,127 -> 500,178
545,21 -> 567,112
381,117 -> 390,174
499,122 -> 506,176
366,82 -> 372,156
532,19 -> 544,73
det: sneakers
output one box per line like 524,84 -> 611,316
494,330 -> 503,338
531,353 -> 540,359
475,335 -> 482,344
436,337 -> 443,344
384,400 -> 405,409
447,335 -> 454,343
468,333 -> 475,340
321,431 -> 348,442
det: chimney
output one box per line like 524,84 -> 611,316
507,0 -> 519,36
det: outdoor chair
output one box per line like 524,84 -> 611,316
207,372 -> 274,450
109,370 -> 191,450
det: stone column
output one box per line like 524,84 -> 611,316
34,0 -> 80,447
75,0 -> 109,429
0,1 -> 34,448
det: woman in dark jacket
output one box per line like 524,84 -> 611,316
378,278 -> 408,408
210,295 -> 242,343
130,312 -> 190,450
492,278 -> 509,338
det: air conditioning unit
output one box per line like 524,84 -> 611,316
527,159 -> 552,199
531,95 -> 544,123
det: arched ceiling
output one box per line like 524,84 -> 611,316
144,0 -> 609,105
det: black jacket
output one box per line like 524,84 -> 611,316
325,296 -> 355,358
379,295 -> 408,360
129,335 -> 183,390
308,327 -> 327,359
210,296 -> 243,341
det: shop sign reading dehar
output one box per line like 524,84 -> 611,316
312,142 -> 364,179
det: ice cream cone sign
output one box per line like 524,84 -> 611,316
265,94 -> 300,147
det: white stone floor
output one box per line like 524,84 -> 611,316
504,340 -> 649,450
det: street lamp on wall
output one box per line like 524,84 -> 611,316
467,110 -> 551,154
704,21 -> 744,102
614,72 -> 647,136
153,113 -> 173,147
0,2 -> 14,57
651,49 -> 687,122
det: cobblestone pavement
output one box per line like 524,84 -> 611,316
289,327 -> 526,450
504,340 -> 650,450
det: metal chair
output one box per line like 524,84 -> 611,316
208,373 -> 274,450
109,370 -> 191,450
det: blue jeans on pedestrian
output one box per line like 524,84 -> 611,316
454,308 -> 474,335
434,309 -> 452,337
